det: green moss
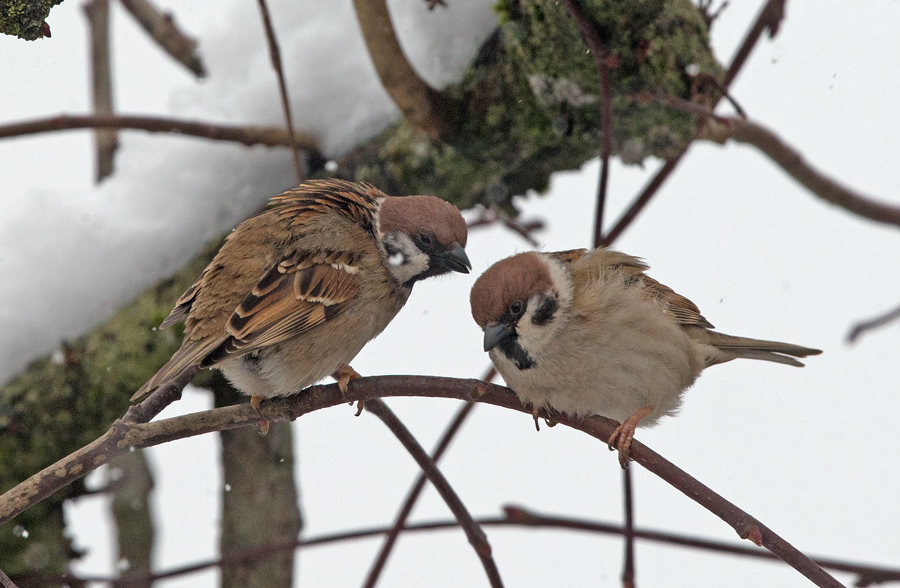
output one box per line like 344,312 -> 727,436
0,0 -> 61,40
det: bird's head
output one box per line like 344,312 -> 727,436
378,195 -> 470,287
470,252 -> 572,370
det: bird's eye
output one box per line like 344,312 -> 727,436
418,233 -> 433,247
509,300 -> 524,316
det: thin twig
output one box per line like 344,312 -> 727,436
0,376 -> 846,587
256,0 -> 303,183
363,367 -> 494,588
846,302 -> 900,344
559,0 -> 613,248
351,0 -> 457,139
83,0 -> 118,183
16,508 -> 900,587
364,398 -> 504,588
0,568 -> 20,588
466,208 -> 544,247
601,0 -> 787,246
0,115 -> 320,152
622,468 -> 636,588
118,0 -> 206,77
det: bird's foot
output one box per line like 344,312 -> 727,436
529,405 -> 556,431
607,405 -> 653,468
333,364 -> 363,416
250,395 -> 269,436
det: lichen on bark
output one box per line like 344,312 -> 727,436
1,0 -> 61,40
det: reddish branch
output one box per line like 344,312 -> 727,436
256,0 -> 303,183
600,0 -> 788,247
119,0 -> 206,77
351,0 -> 457,139
0,568 -> 20,588
466,208 -> 545,246
0,376 -> 844,587
364,398 -> 503,587
0,115 -> 320,152
364,400 -> 479,587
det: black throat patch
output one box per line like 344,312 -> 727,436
498,336 -> 535,370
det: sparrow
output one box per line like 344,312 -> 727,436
132,179 -> 471,422
470,248 -> 821,466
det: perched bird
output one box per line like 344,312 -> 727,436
470,248 -> 821,466
133,179 -> 471,421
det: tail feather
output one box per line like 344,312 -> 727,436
695,330 -> 822,368
131,340 -> 217,403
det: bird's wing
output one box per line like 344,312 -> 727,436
159,274 -> 205,329
575,248 -> 715,330
200,249 -> 361,367
548,248 -> 589,266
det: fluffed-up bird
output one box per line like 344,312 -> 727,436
132,179 -> 471,422
469,248 -> 821,466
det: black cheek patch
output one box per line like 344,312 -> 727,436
531,297 -> 557,326
498,337 -> 535,370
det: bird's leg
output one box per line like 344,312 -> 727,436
607,405 -> 654,468
250,395 -> 269,436
332,364 -> 363,416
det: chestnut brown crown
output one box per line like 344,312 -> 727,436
470,252 -> 553,327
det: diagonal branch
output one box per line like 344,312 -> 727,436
0,115 -> 320,152
256,0 -> 303,183
0,376 -> 844,587
119,0 -> 206,77
363,398 -> 503,588
0,568 -> 20,588
351,0 -> 457,139
601,0 -> 788,247
363,367 -> 494,588
846,301 -> 900,344
700,117 -> 900,229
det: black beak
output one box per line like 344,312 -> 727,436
434,244 -> 471,274
483,322 -> 515,352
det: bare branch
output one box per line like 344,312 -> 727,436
17,507 -> 900,587
559,0 -> 614,248
364,366 -> 494,588
83,0 -> 118,183
256,0 -> 303,183
701,117 -> 900,229
351,0 -> 457,139
0,115 -> 320,152
466,207 -> 545,247
0,568 -> 20,588
0,376 -> 845,587
118,0 -> 206,77
846,302 -> 900,344
621,468 -> 636,588
602,0 -> 787,246
364,398 -> 503,587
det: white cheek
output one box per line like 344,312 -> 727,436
515,295 -> 560,355
389,252 -> 404,266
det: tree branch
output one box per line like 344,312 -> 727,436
351,0 -> 457,139
700,116 -> 900,229
83,0 -> 118,183
118,0 -> 206,77
363,400 -> 478,588
0,115 -> 320,152
846,301 -> 900,344
601,0 -> 787,246
364,398 -> 503,587
0,568 -> 20,588
256,0 -> 303,183
0,376 -> 845,587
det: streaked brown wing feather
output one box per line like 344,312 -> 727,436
202,250 -> 359,366
159,274 -> 204,329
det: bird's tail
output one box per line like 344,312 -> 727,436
698,330 -> 822,368
130,342 -> 212,403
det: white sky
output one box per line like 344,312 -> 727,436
2,1 -> 899,587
